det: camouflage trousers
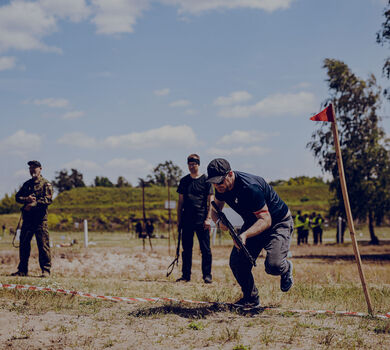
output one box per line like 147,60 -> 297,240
17,221 -> 51,274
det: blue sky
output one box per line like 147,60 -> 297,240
0,0 -> 389,197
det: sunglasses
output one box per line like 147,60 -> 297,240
215,172 -> 229,185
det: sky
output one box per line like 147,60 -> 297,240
1,0 -> 390,197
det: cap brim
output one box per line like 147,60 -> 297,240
206,175 -> 226,184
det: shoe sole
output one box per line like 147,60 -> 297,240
281,260 -> 294,292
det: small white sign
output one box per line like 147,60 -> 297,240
165,200 -> 176,209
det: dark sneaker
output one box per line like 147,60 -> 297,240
203,276 -> 212,284
40,271 -> 50,278
280,260 -> 293,292
176,276 -> 190,282
233,295 -> 261,309
10,271 -> 28,277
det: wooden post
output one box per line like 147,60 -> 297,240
330,105 -> 373,315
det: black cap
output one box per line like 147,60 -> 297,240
206,158 -> 231,183
27,160 -> 42,168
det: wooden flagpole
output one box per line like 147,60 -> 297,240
330,104 -> 373,315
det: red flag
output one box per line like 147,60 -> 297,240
310,104 -> 335,122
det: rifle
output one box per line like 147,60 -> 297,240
12,211 -> 23,248
211,201 -> 256,267
166,227 -> 182,277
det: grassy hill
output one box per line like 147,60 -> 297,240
44,183 -> 330,231
0,182 -> 331,232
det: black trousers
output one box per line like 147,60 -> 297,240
313,227 -> 322,244
18,222 -> 51,274
297,227 -> 304,245
229,215 -> 293,300
181,223 -> 212,280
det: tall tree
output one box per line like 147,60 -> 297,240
307,59 -> 390,244
152,161 -> 183,187
94,176 -> 114,187
116,176 -> 131,188
52,169 -> 86,193
377,0 -> 390,99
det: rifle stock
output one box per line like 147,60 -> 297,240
211,201 -> 256,267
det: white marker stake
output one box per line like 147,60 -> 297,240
84,219 -> 88,248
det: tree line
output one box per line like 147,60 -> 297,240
51,160 -> 183,193
0,161 -> 183,214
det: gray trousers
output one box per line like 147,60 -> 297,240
229,215 -> 294,299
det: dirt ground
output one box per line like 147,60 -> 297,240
0,239 -> 389,349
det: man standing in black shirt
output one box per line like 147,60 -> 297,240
176,154 -> 213,283
207,158 -> 293,308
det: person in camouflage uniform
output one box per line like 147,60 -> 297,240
11,160 -> 53,277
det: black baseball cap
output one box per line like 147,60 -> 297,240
27,160 -> 42,168
206,158 -> 231,184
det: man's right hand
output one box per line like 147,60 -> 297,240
26,195 -> 36,203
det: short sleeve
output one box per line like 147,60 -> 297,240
177,177 -> 186,194
242,185 -> 266,213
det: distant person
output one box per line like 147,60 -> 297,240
135,221 -> 144,238
176,154 -> 213,284
11,160 -> 53,277
208,158 -> 294,309
2,224 -> 5,236
312,213 -> 323,245
145,220 -> 154,238
294,210 -> 304,245
336,216 -> 347,243
302,214 -> 310,244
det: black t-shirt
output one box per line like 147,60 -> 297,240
215,171 -> 288,231
177,174 -> 213,225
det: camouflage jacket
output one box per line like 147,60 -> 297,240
15,176 -> 53,223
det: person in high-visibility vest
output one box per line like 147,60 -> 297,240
302,214 -> 310,244
294,210 -> 304,245
312,212 -> 323,244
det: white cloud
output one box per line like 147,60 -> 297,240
154,88 -> 170,96
213,91 -> 252,106
0,56 -> 16,71
0,130 -> 42,156
0,0 -> 293,54
91,0 -> 150,35
0,1 -> 61,54
169,99 -> 191,107
63,159 -> 101,171
161,0 -> 293,14
104,125 -> 198,149
218,91 -> 317,118
207,146 -> 269,157
39,0 -> 91,22
217,130 -> 277,145
62,110 -> 85,119
185,109 -> 198,115
57,132 -> 98,149
33,98 -> 69,108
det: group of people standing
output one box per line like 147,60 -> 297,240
294,211 -> 324,245
10,155 -> 295,309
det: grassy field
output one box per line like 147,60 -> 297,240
0,229 -> 389,349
